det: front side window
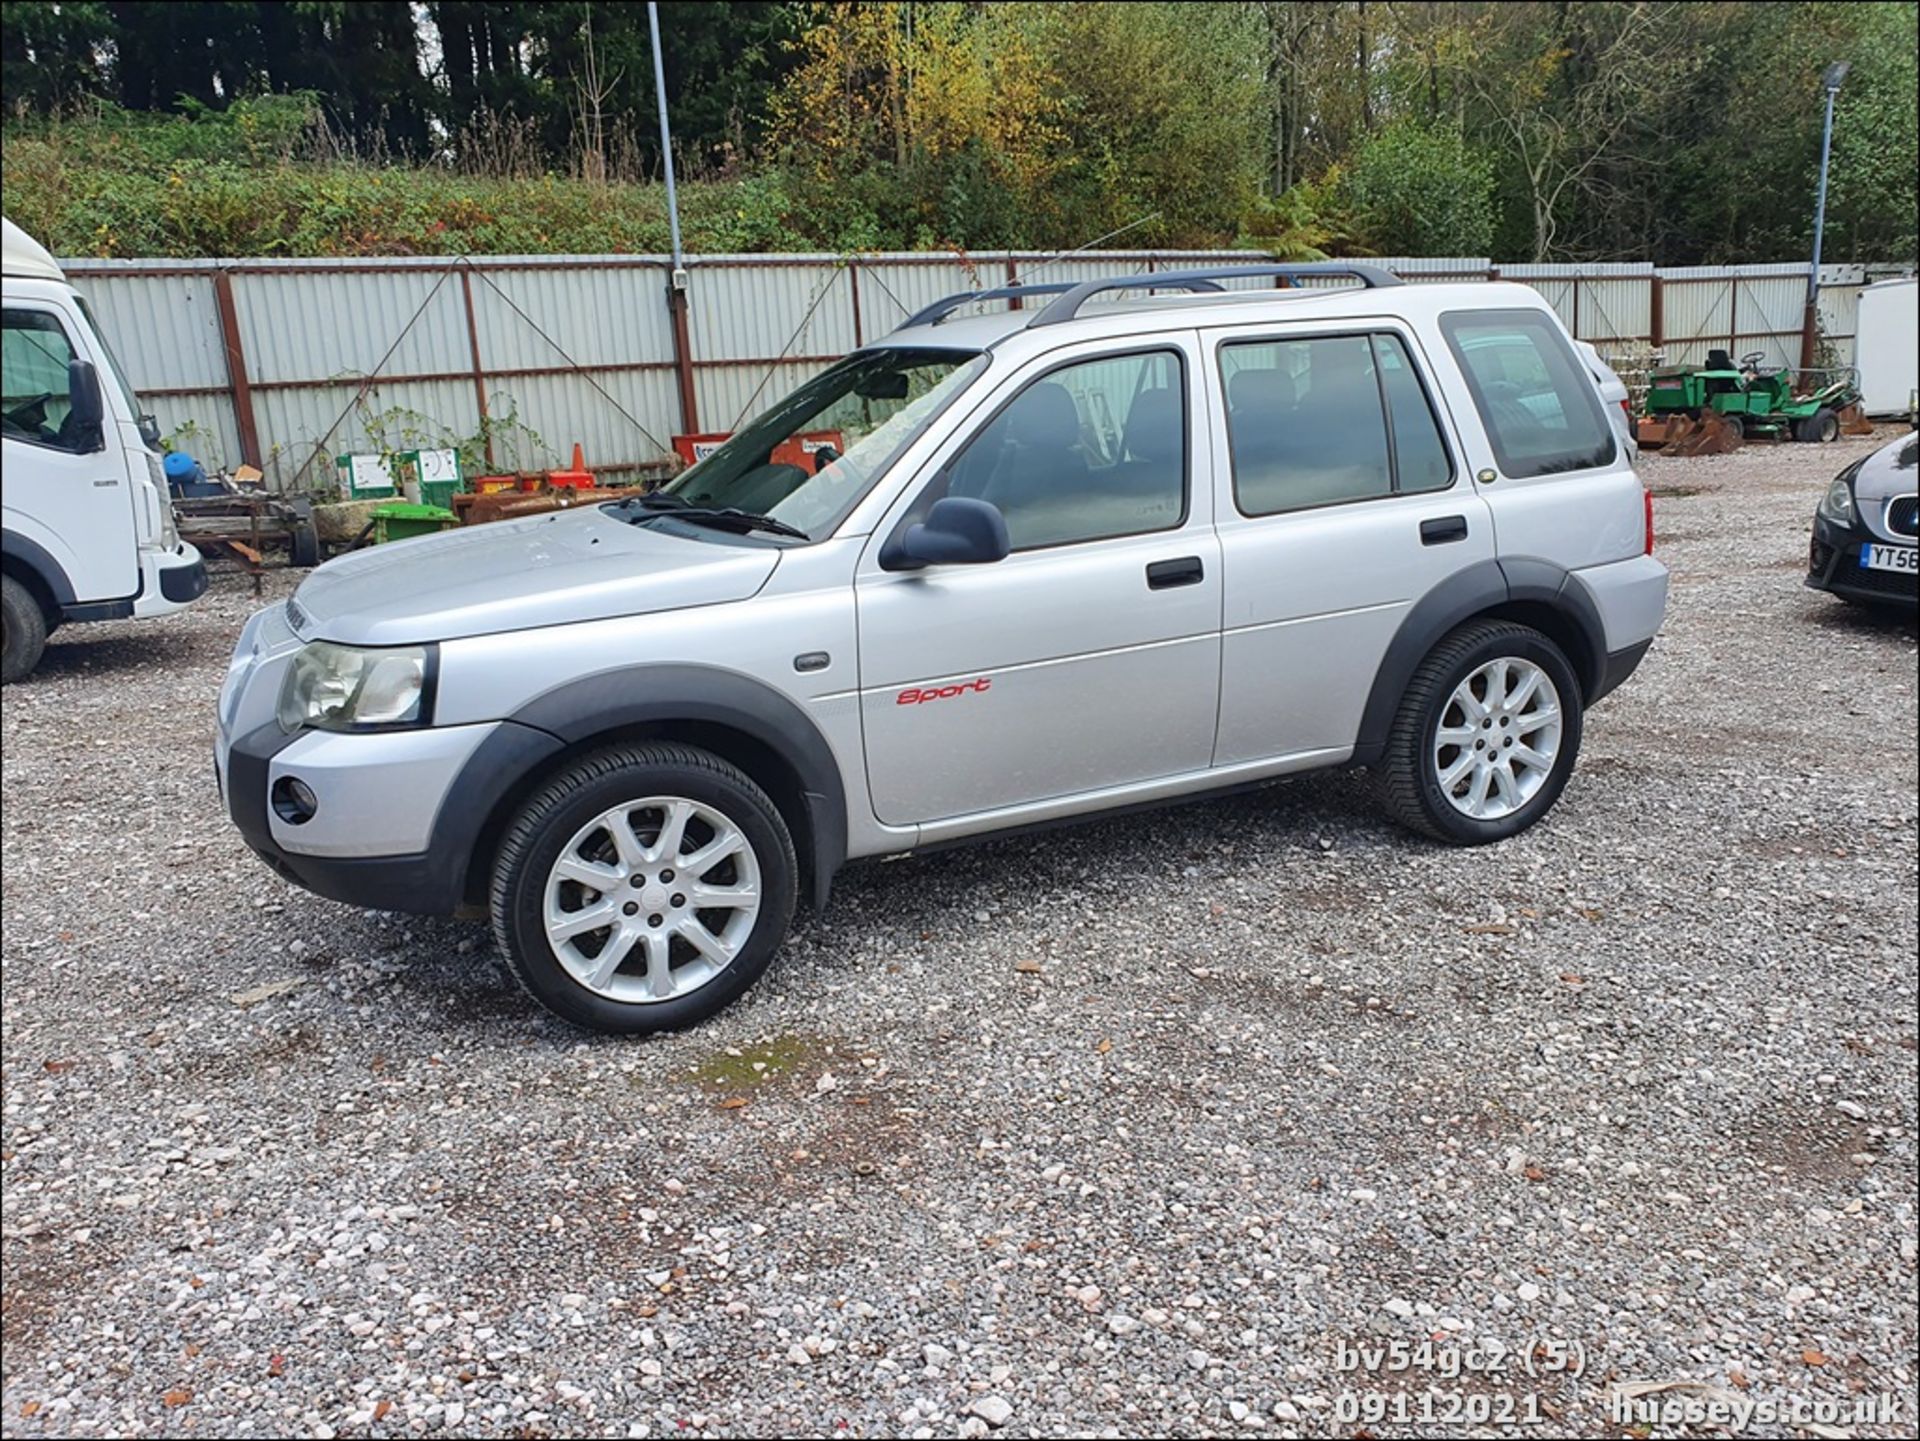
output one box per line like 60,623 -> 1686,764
1,308 -> 91,453
1440,309 -> 1615,477
665,346 -> 988,540
943,349 -> 1186,551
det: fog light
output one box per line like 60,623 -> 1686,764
271,775 -> 318,825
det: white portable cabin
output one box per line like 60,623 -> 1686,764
1854,276 -> 1917,417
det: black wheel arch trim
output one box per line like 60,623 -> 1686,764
2,529 -> 78,607
504,664 -> 848,911
1352,557 -> 1610,765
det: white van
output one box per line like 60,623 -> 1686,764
2,218 -> 206,683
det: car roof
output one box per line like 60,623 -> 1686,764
863,280 -> 1561,362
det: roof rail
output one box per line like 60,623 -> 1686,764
897,273 -> 1234,331
1023,262 -> 1403,328
897,282 -> 1080,331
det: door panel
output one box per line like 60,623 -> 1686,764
1204,323 -> 1494,765
857,536 -> 1221,824
1,303 -> 138,602
856,335 -> 1222,828
1212,496 -> 1491,763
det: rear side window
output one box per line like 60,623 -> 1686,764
1376,334 -> 1452,494
1440,310 -> 1615,477
1220,331 -> 1455,515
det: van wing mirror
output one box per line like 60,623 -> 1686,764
885,496 -> 1011,570
66,358 -> 106,450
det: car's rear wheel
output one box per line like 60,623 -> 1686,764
491,743 -> 797,1033
1,574 -> 49,686
1378,620 -> 1584,845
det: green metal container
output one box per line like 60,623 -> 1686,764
371,502 -> 458,544
419,478 -> 462,510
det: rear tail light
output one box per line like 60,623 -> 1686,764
1643,487 -> 1655,555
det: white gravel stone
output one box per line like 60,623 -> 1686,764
968,1395 -> 1014,1428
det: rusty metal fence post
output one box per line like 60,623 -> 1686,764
458,265 -> 495,471
667,270 -> 699,435
211,271 -> 262,469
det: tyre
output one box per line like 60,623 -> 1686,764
1797,407 -> 1840,443
1720,413 -> 1745,441
1378,620 -> 1585,845
1,574 -> 49,686
288,519 -> 321,568
491,743 -> 797,1033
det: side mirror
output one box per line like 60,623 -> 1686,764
885,496 -> 1010,570
66,358 -> 105,450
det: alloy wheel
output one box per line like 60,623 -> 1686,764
542,796 -> 762,1003
1431,657 -> 1564,821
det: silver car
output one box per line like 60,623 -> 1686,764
216,265 -> 1669,1033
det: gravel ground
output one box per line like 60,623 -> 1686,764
3,432 -> 1916,1440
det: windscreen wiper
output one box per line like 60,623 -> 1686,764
616,493 -> 809,541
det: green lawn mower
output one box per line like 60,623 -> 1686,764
1643,348 -> 1860,443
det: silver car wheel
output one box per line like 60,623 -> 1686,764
1432,657 -> 1564,821
542,796 -> 762,1004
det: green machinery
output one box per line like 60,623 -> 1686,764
1643,348 -> 1859,442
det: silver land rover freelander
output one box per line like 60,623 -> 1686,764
216,265 -> 1669,1033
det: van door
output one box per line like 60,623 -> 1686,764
856,337 -> 1222,828
2,303 -> 140,603
1203,323 -> 1496,764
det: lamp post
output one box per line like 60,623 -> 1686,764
648,0 -> 698,434
1799,60 -> 1849,373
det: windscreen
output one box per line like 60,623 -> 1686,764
664,347 -> 988,539
76,296 -> 143,424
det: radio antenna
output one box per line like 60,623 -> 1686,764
1013,212 -> 1162,285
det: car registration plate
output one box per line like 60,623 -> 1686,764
1860,542 -> 1919,574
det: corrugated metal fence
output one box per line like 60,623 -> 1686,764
59,249 -> 1903,491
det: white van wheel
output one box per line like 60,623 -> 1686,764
1,574 -> 49,685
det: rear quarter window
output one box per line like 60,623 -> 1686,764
1440,310 -> 1615,478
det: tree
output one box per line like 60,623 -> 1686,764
1447,2 -> 1675,261
1342,119 -> 1494,256
0,0 -> 112,110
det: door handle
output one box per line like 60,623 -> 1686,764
1146,556 -> 1204,589
1420,515 -> 1469,545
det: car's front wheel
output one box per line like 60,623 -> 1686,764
491,743 -> 797,1033
1378,620 -> 1585,845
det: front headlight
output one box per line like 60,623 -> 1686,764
278,641 -> 435,732
145,450 -> 180,547
1818,477 -> 1857,525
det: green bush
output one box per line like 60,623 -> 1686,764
1341,121 -> 1496,257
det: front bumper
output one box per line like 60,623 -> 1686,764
132,542 -> 207,618
1807,512 -> 1918,607
219,715 -> 561,916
